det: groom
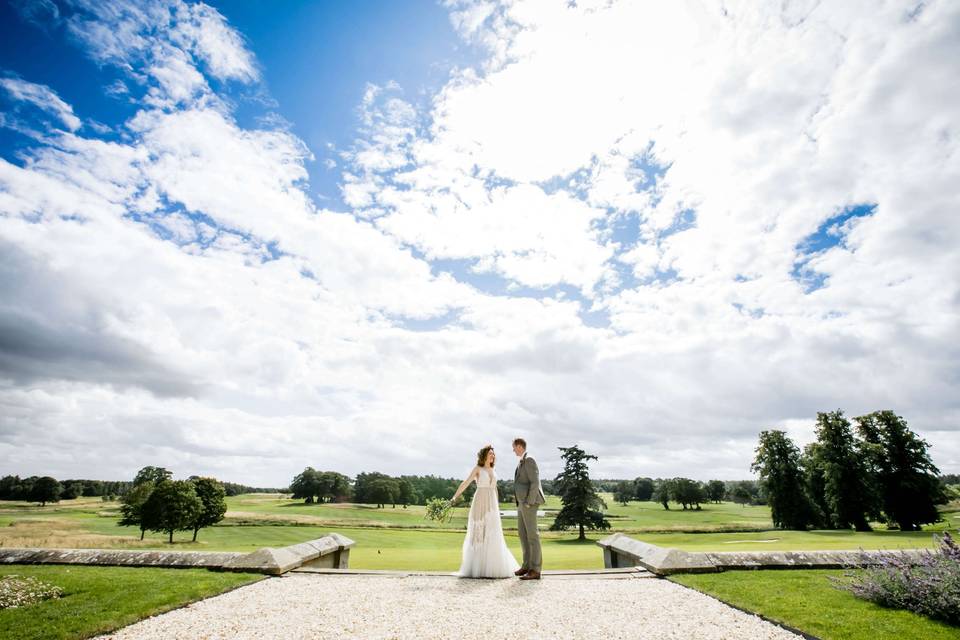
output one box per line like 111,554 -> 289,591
512,437 -> 544,580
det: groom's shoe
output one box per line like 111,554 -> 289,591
519,570 -> 541,580
514,568 -> 529,576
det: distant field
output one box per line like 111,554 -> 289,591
0,494 -> 955,571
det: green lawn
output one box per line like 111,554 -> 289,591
1,495 -> 955,570
670,570 -> 959,640
1,496 -> 958,639
0,565 -> 262,640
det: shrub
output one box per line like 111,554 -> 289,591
834,532 -> 960,625
0,575 -> 64,609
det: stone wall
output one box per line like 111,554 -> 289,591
0,533 -> 355,576
597,532 -> 927,576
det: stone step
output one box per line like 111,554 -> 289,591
289,566 -> 655,579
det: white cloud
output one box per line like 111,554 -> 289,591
1,0 -> 957,486
0,77 -> 82,131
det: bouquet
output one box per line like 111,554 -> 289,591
424,496 -> 456,523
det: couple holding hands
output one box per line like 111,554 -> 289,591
449,438 -> 544,580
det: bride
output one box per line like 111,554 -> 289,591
449,445 -> 520,578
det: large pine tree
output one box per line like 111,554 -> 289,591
549,445 -> 610,540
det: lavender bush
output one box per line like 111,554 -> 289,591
834,532 -> 960,625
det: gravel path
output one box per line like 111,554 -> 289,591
99,574 -> 801,639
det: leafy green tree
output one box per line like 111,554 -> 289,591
549,445 -> 610,540
0,475 -> 24,500
367,478 -> 400,508
633,477 -> 654,501
190,477 -> 227,541
669,478 -> 706,510
705,480 -> 725,503
810,410 -> 876,531
133,466 -> 172,487
60,480 -> 83,500
729,480 -> 759,506
118,481 -> 155,540
855,410 -> 943,531
613,481 -> 633,506
652,478 -> 675,510
143,480 -> 203,543
751,430 -> 815,530
801,442 -> 832,528
318,471 -> 351,502
290,467 -> 321,503
30,476 -> 62,506
397,479 -> 417,508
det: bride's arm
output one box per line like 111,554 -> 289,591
450,467 -> 479,503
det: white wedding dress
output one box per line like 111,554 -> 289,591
456,467 -> 520,578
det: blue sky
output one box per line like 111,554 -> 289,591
206,0 -> 479,206
0,0 -> 476,207
0,0 -> 957,484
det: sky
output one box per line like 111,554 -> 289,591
0,0 -> 957,487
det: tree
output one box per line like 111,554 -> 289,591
706,480 -> 726,503
0,475 -> 24,500
810,410 -> 875,531
652,478 -> 675,510
133,466 -> 172,487
397,479 -> 417,508
751,430 -> 815,530
669,478 -> 706,510
633,477 -> 654,501
800,442 -> 832,528
30,476 -> 62,506
318,472 -> 351,503
290,467 -> 321,503
190,477 -> 227,542
367,478 -> 400,508
60,480 -> 84,500
118,481 -> 155,540
855,410 -> 943,531
613,481 -> 633,506
549,445 -> 610,540
143,480 -> 203,543
730,482 -> 754,506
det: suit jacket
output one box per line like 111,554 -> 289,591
514,454 -> 545,506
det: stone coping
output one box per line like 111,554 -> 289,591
0,533 -> 355,576
597,532 -> 928,576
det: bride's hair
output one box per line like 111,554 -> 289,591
476,444 -> 495,467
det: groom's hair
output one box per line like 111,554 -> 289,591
512,438 -> 527,449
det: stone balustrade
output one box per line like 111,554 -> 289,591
596,532 -> 927,576
0,533 -> 354,576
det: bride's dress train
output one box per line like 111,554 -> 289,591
456,467 -> 520,578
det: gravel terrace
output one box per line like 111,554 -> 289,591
98,573 -> 801,639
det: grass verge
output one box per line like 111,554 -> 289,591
0,565 -> 262,640
670,569 -> 959,640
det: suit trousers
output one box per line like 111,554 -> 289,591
517,503 -> 542,571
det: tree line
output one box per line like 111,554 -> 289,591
289,469 -> 488,507
117,466 -> 227,543
752,409 -> 946,531
0,473 -> 281,505
288,468 -> 565,508
609,477 -> 766,509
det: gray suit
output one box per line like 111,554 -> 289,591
514,454 -> 544,572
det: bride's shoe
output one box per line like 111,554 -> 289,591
514,568 -> 529,576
